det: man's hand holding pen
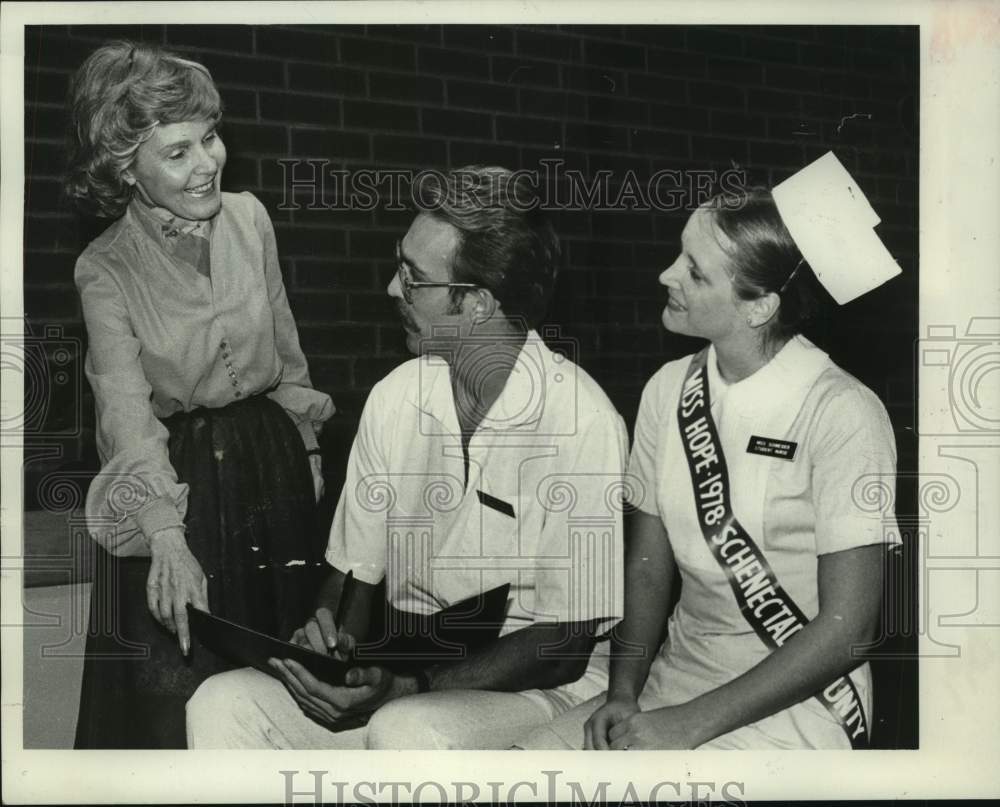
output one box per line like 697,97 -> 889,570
268,570 -> 420,729
270,614 -> 385,730
288,606 -> 357,662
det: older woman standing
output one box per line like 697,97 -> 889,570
519,152 -> 901,750
65,41 -> 334,748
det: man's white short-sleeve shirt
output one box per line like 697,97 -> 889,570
326,331 -> 627,637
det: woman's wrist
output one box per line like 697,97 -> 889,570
134,496 -> 185,542
149,526 -> 187,553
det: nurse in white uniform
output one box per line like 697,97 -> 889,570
517,152 -> 902,750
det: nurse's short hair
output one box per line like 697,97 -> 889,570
417,166 -> 561,330
64,40 -> 222,218
705,186 -> 825,343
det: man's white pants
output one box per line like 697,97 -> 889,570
186,667 -> 596,749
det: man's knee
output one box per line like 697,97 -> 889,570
366,694 -> 451,750
186,668 -> 267,748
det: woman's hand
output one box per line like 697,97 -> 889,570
606,702 -> 710,750
584,693 -> 640,749
308,454 -> 324,503
146,527 -> 209,655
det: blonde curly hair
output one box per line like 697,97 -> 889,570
64,41 -> 222,218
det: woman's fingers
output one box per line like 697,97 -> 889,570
145,564 -> 164,625
174,595 -> 192,655
195,574 -> 210,612
585,710 -> 612,750
609,733 -> 634,751
174,566 -> 210,653
590,718 -> 608,750
145,587 -> 161,621
150,554 -> 210,654
157,571 -> 177,632
607,719 -> 628,742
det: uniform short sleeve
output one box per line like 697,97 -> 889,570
324,381 -> 391,584
810,383 -> 899,555
626,370 -> 669,516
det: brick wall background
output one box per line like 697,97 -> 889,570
24,22 -> 918,473
22,23 -> 918,745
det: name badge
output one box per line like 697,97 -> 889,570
746,435 -> 798,461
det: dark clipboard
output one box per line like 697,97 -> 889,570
187,582 -> 510,685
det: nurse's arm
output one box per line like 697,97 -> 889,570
584,510 -> 676,749
604,542 -> 885,750
609,510 -> 676,696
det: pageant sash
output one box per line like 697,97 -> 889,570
677,349 -> 868,748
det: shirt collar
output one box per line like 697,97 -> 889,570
706,335 -> 829,411
128,195 -> 215,251
417,329 -> 550,432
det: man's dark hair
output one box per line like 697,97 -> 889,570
418,166 -> 560,330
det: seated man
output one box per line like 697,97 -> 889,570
186,166 -> 627,749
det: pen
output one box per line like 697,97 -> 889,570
331,569 -> 355,658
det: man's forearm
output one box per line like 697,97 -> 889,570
316,567 -> 598,693
423,621 -> 600,694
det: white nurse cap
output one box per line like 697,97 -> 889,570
772,151 -> 901,304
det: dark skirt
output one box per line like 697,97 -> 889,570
74,395 -> 325,749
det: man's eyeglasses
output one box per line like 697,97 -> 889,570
395,240 -> 480,305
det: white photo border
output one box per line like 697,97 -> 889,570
3,0 -> 998,803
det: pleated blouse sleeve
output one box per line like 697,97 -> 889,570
75,249 -> 189,556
